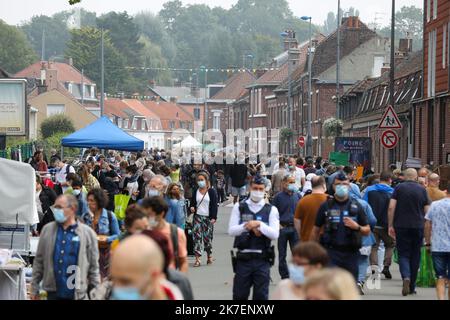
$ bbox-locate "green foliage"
[0,20,38,73]
[323,118,343,138]
[40,114,75,139]
[65,27,128,93]
[280,127,294,143]
[378,6,423,50]
[40,131,79,158]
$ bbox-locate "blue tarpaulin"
[61,116,144,151]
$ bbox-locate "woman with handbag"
[189,172,218,267]
[83,188,120,279]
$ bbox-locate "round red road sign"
[381,130,398,149]
[298,136,305,148]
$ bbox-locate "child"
[216,170,226,204]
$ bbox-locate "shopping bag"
[416,247,436,288]
[114,194,130,220]
[393,247,398,264]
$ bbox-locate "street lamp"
[200,65,208,130]
[301,15,313,158]
[280,30,295,154]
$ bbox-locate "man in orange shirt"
[426,173,446,202]
[140,196,188,273]
[294,176,328,241]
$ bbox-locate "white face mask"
[250,190,265,202]
[72,189,81,196]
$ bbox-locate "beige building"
[29,89,97,136]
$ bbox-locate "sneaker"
[402,279,410,296]
[382,267,392,279]
[357,282,365,295]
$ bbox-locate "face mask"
[288,264,305,285]
[288,165,295,170]
[250,190,265,202]
[148,217,159,229]
[335,185,349,198]
[53,208,67,224]
[111,287,143,300]
[148,189,160,198]
[287,184,299,193]
[197,180,206,189]
[72,189,81,196]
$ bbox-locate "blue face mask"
[53,208,67,224]
[288,264,305,285]
[335,185,349,198]
[287,184,299,193]
[197,180,206,189]
[111,287,143,300]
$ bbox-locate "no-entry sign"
[381,130,398,149]
[298,136,305,148]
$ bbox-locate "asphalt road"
[187,201,437,300]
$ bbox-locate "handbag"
[114,194,131,220]
[416,247,436,288]
[187,189,208,225]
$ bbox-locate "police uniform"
[228,198,280,300]
[315,197,368,280]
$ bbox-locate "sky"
[0,0,423,27]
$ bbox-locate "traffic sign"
[379,105,402,129]
[381,130,398,149]
[298,136,305,148]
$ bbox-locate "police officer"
[228,175,280,300]
[311,172,370,280]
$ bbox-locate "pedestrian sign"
[379,105,402,129]
[381,130,398,149]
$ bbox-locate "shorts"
[231,186,247,197]
[432,252,450,279]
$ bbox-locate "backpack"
[170,223,180,270]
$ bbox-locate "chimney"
[170,97,178,103]
[343,16,360,28]
[399,38,413,54]
[46,69,58,91]
[283,29,298,51]
[381,62,390,75]
[68,57,73,66]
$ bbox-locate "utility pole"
[287,32,293,155]
[100,29,105,117]
[336,0,341,119]
[303,17,313,158]
[204,68,208,131]
[389,0,395,107]
[81,68,84,106]
[41,28,45,61]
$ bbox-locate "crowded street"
[1,0,449,309]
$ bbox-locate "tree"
[97,12,143,66]
[0,20,37,73]
[159,0,183,32]
[21,15,70,60]
[137,35,172,86]
[40,114,75,139]
[65,27,128,93]
[378,6,423,50]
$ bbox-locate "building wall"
[423,0,450,96]
[29,89,97,136]
[319,37,391,82]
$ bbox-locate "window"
[428,29,437,97]
[47,104,65,117]
[433,0,438,20]
[427,0,431,22]
[258,89,262,114]
[124,119,129,129]
[443,25,447,69]
[179,121,184,129]
[132,119,138,130]
[68,83,73,94]
[169,121,175,129]
[90,86,95,98]
[118,118,123,128]
[213,113,220,130]
[372,56,384,77]
[141,119,146,131]
[194,108,200,120]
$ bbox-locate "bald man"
[426,173,446,202]
[388,168,431,296]
[110,235,182,300]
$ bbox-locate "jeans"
[370,227,395,268]
[277,226,299,279]
[395,227,424,291]
[358,253,370,283]
[431,252,450,279]
[217,188,226,203]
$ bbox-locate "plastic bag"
[416,247,436,288]
[114,194,130,221]
[393,247,398,264]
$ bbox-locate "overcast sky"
[1,0,423,27]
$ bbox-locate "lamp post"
[301,16,313,158]
[280,31,295,154]
[200,65,208,130]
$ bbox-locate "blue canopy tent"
[61,116,144,151]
